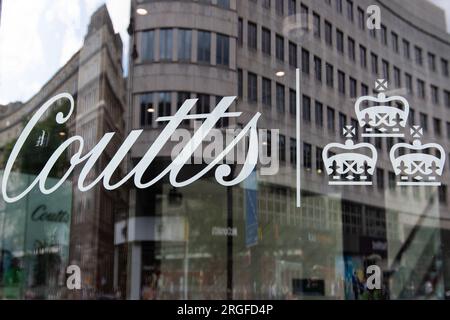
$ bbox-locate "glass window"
[217,0,230,8]
[428,52,436,71]
[346,0,353,22]
[262,77,272,107]
[238,18,243,46]
[338,70,346,95]
[288,0,297,15]
[403,39,410,59]
[262,28,271,55]
[216,34,230,66]
[279,134,286,161]
[326,63,334,87]
[289,89,296,115]
[178,29,192,61]
[238,69,243,97]
[314,56,322,82]
[315,101,323,127]
[276,83,285,112]
[290,138,297,165]
[197,31,211,63]
[415,46,423,65]
[349,77,357,98]
[381,24,387,46]
[248,72,258,103]
[327,106,335,132]
[289,42,297,67]
[276,34,284,61]
[302,95,311,123]
[275,0,284,15]
[197,94,210,114]
[325,21,333,46]
[336,29,344,54]
[391,32,398,53]
[248,22,257,50]
[303,142,312,169]
[158,92,172,120]
[359,45,367,68]
[140,93,154,126]
[142,30,155,62]
[442,58,449,77]
[159,29,173,61]
[348,37,355,61]
[357,7,365,30]
[302,48,310,74]
[313,12,321,38]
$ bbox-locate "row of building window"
[238,69,450,141]
[139,92,230,127]
[239,17,450,107]
[140,28,230,66]
[249,0,450,77]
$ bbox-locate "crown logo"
[389,126,446,186]
[323,126,378,185]
[355,79,409,138]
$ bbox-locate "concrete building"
[0,5,127,299]
[121,0,450,300]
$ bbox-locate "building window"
[325,21,332,46]
[431,85,439,105]
[238,18,243,46]
[415,46,423,65]
[158,92,172,120]
[391,32,398,53]
[276,34,284,61]
[289,89,296,115]
[348,37,355,61]
[403,39,410,59]
[276,83,285,113]
[262,0,271,9]
[361,83,369,96]
[405,73,413,94]
[289,42,297,67]
[339,112,346,133]
[313,12,321,38]
[290,138,297,166]
[380,25,387,46]
[382,60,390,80]
[262,28,271,55]
[434,118,442,136]
[417,79,425,99]
[444,90,450,108]
[159,29,173,61]
[178,29,192,61]
[359,45,367,69]
[197,31,211,63]
[288,0,297,15]
[276,0,284,15]
[300,4,309,29]
[338,70,346,95]
[393,67,401,88]
[262,77,272,107]
[349,77,357,98]
[303,95,311,123]
[336,0,343,14]
[316,147,324,173]
[346,0,353,22]
[248,22,257,50]
[428,53,436,72]
[238,69,243,97]
[327,106,335,132]
[248,72,258,103]
[303,143,312,170]
[447,122,450,139]
[326,63,334,87]
[197,94,210,114]
[216,34,230,66]
[217,0,230,8]
[140,93,154,127]
[336,29,344,54]
[178,92,191,126]
[376,168,385,190]
[314,56,322,82]
[388,172,396,190]
[142,30,155,62]
[371,53,378,74]
[420,112,428,132]
[357,7,365,30]
[409,108,415,127]
[315,101,323,127]
[279,134,286,162]
[442,58,449,77]
[302,48,310,74]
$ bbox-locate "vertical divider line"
[296,68,301,208]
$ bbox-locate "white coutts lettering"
[1,94,262,203]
